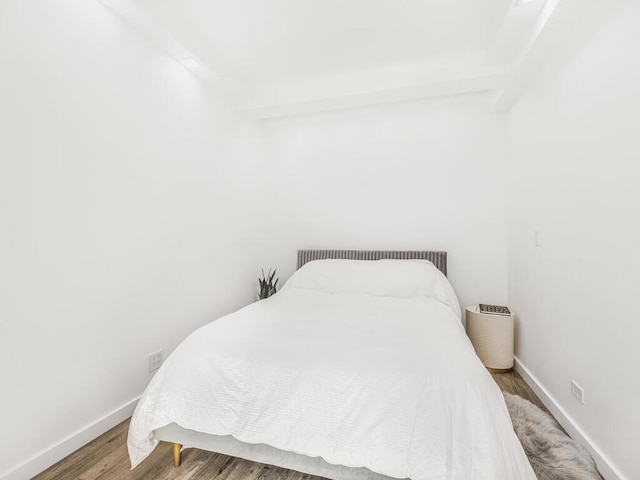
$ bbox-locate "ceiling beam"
[240,66,510,119]
[491,0,630,112]
[96,0,232,89]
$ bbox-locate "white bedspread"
[128,289,536,480]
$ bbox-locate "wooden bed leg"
[172,443,182,467]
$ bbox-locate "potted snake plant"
[258,269,279,299]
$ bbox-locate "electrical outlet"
[148,350,163,372]
[571,380,584,404]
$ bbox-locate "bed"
[128,250,536,480]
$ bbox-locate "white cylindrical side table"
[466,305,514,372]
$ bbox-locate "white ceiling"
[134,0,493,82]
[100,0,568,117]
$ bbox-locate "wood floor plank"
[218,457,264,480]
[77,447,127,480]
[32,370,543,480]
[491,370,548,412]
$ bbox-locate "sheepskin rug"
[504,393,601,480]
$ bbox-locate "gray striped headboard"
[296,250,447,276]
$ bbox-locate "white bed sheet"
[128,288,536,480]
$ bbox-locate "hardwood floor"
[34,370,544,480]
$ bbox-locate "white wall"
[508,2,640,479]
[0,1,265,478]
[260,94,510,311]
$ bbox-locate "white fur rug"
[504,393,601,480]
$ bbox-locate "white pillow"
[282,259,461,318]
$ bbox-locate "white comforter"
[128,289,535,480]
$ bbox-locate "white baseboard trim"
[0,396,140,480]
[513,357,626,480]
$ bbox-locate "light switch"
[533,230,541,247]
